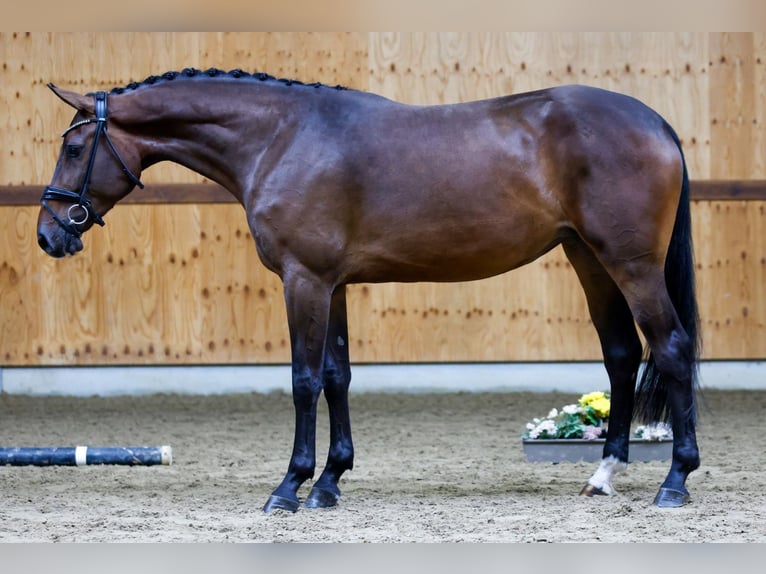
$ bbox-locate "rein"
[40,91,144,238]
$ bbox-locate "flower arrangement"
[523,391,673,441]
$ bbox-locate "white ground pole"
[0,361,763,396]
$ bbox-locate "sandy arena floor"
[0,388,763,542]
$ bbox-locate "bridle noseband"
[40,91,144,238]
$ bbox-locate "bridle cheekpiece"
[40,91,144,237]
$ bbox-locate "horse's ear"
[47,83,94,114]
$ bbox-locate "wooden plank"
[693,201,766,359]
[709,33,759,179]
[754,33,766,179]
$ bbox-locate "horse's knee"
[322,364,351,396]
[292,369,323,405]
[323,365,348,384]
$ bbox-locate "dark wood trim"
[689,180,766,201]
[123,184,239,204]
[2,180,766,206]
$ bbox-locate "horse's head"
[37,84,144,257]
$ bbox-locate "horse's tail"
[633,122,701,424]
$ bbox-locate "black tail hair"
[633,122,701,424]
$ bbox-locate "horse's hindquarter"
[540,86,684,267]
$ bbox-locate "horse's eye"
[65,144,82,159]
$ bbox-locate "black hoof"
[580,483,608,497]
[653,487,690,507]
[304,486,340,508]
[263,494,300,513]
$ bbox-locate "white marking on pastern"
[587,455,627,495]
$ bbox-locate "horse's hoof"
[580,483,608,497]
[304,486,340,509]
[653,487,690,507]
[263,494,300,513]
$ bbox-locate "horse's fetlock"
[329,445,354,471]
[289,456,316,481]
[675,445,700,472]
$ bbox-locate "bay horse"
[37,68,700,511]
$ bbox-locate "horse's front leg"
[305,285,354,509]
[263,271,333,513]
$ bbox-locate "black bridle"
[40,91,144,238]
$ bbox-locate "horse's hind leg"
[305,285,354,509]
[263,270,334,513]
[595,255,699,506]
[615,266,699,506]
[563,238,643,495]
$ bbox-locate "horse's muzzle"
[37,228,83,258]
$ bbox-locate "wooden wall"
[1,32,764,366]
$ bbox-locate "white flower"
[562,404,580,415]
[582,425,603,440]
[547,408,559,419]
[635,422,673,441]
[528,419,558,439]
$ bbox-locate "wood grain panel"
[709,33,758,179]
[0,206,40,363]
[1,33,765,366]
[753,33,766,179]
[693,201,766,359]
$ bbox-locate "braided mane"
[103,67,348,95]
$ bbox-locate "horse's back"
[335,84,678,202]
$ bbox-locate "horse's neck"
[119,83,296,199]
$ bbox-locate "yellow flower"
[588,397,611,419]
[578,391,606,407]
[578,391,610,419]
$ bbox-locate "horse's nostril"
[37,232,66,258]
[38,233,52,253]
